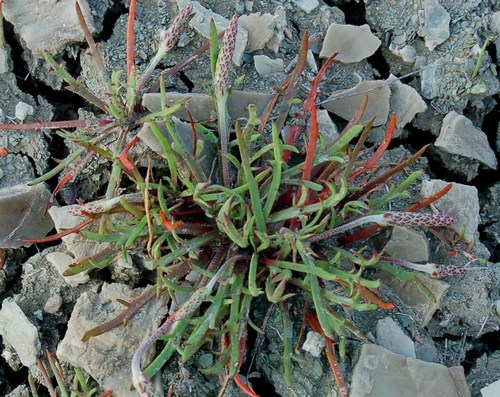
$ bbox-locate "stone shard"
[376,317,416,359]
[254,55,284,77]
[436,111,497,172]
[420,179,479,243]
[322,80,390,126]
[387,75,427,130]
[350,344,470,397]
[142,91,272,122]
[381,273,449,327]
[293,0,319,14]
[57,283,169,397]
[385,226,429,263]
[320,23,381,63]
[0,183,54,248]
[176,0,248,66]
[423,0,451,50]
[238,13,276,52]
[302,331,326,357]
[48,206,108,259]
[2,0,95,57]
[0,298,41,367]
[482,379,500,397]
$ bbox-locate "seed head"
[431,264,466,278]
[159,4,194,55]
[382,211,455,228]
[214,15,238,97]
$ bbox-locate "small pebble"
[44,294,63,314]
[14,102,34,122]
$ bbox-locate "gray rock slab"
[238,13,276,52]
[0,154,36,189]
[0,298,41,367]
[46,251,90,286]
[387,74,427,130]
[320,23,381,63]
[254,55,284,77]
[420,179,479,243]
[482,379,500,397]
[293,0,319,14]
[385,226,429,263]
[48,205,108,259]
[2,0,95,57]
[436,111,497,171]
[0,45,12,74]
[350,344,470,397]
[0,183,54,248]
[492,12,500,60]
[380,273,449,327]
[176,0,248,66]
[322,80,390,126]
[376,317,416,358]
[57,283,169,397]
[423,0,451,50]
[142,91,272,122]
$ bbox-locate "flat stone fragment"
[0,298,41,367]
[48,206,108,259]
[320,23,381,63]
[350,344,470,397]
[176,0,248,66]
[420,179,479,243]
[387,75,427,130]
[482,379,500,397]
[376,317,416,358]
[0,183,54,248]
[46,251,90,286]
[293,0,319,14]
[2,0,95,57]
[322,80,390,126]
[436,112,497,170]
[238,13,276,52]
[385,226,429,263]
[254,55,284,77]
[491,12,500,60]
[302,331,326,357]
[380,273,449,327]
[423,0,451,50]
[142,91,272,121]
[57,283,169,397]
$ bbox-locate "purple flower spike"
[159,4,194,55]
[215,15,238,97]
[382,211,456,228]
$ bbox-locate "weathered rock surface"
[322,80,390,126]
[0,298,41,367]
[423,0,451,50]
[385,226,429,263]
[293,0,319,14]
[254,55,284,77]
[482,379,500,397]
[142,91,272,122]
[435,112,497,180]
[320,23,381,63]
[420,179,479,243]
[350,344,470,397]
[0,183,54,248]
[57,283,169,397]
[2,0,95,57]
[238,13,276,52]
[376,317,416,359]
[176,0,248,66]
[387,75,427,130]
[381,273,449,327]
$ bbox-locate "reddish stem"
[20,219,93,243]
[349,112,396,179]
[126,0,137,79]
[0,119,86,131]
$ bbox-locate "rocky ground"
[0,0,499,396]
